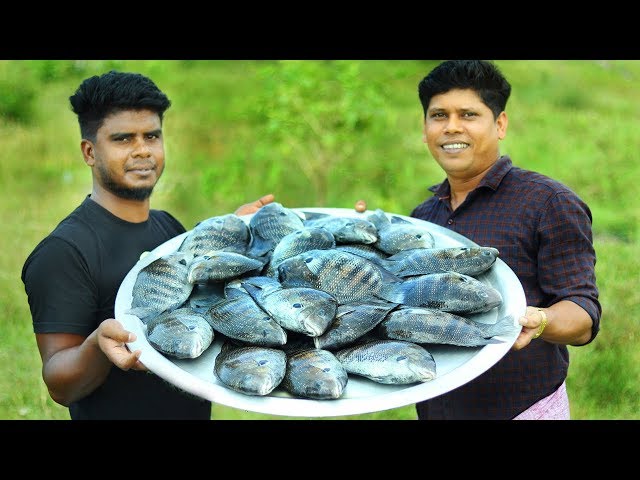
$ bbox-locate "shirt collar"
[428,155,514,197]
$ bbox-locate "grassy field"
[1,60,638,420]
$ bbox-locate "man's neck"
[89,189,150,223]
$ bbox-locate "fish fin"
[376,282,405,304]
[366,209,390,229]
[301,211,330,221]
[241,282,264,304]
[389,215,413,225]
[376,264,404,284]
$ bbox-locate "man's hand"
[235,194,276,216]
[512,306,547,351]
[96,318,146,371]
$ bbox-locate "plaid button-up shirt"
[411,155,601,420]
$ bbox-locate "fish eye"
[322,367,331,372]
[188,325,196,331]
[304,257,313,263]
[396,355,407,362]
[258,360,268,366]
[293,303,303,308]
[415,234,422,239]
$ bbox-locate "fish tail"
[483,314,518,339]
[125,306,161,324]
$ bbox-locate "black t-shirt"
[22,195,212,420]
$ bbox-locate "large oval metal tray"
[115,207,525,417]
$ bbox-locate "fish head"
[277,255,317,287]
[333,219,378,244]
[451,272,503,312]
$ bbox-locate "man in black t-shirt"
[21,70,274,420]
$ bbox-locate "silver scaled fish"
[335,339,437,385]
[377,271,503,314]
[146,307,214,359]
[178,213,251,257]
[277,249,401,304]
[378,307,516,347]
[205,291,288,347]
[187,251,265,283]
[367,209,435,255]
[127,251,195,323]
[314,300,399,350]
[303,212,378,245]
[281,347,349,400]
[214,341,287,396]
[380,246,500,277]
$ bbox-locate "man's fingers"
[355,200,367,212]
[258,193,275,206]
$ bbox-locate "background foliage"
[2,60,638,420]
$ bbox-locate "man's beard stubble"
[107,182,155,201]
[97,162,160,201]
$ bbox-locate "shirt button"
[447,219,454,225]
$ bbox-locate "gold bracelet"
[533,308,548,339]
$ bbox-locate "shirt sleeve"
[537,190,601,343]
[23,236,99,336]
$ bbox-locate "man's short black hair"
[418,60,511,119]
[69,70,171,141]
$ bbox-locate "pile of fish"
[127,203,514,400]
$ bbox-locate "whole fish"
[214,341,287,396]
[178,213,251,257]
[377,272,503,314]
[379,307,516,347]
[314,300,399,350]
[367,209,435,254]
[146,307,214,359]
[303,212,378,245]
[205,292,288,347]
[264,226,336,278]
[380,246,500,277]
[247,202,306,259]
[335,339,437,385]
[242,281,338,337]
[127,251,195,323]
[277,249,401,304]
[281,347,349,400]
[187,251,265,284]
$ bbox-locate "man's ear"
[497,111,508,140]
[81,139,95,166]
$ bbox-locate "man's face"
[85,109,165,201]
[423,88,507,181]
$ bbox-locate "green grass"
[2,60,638,420]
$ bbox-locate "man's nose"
[444,115,463,133]
[132,137,151,156]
